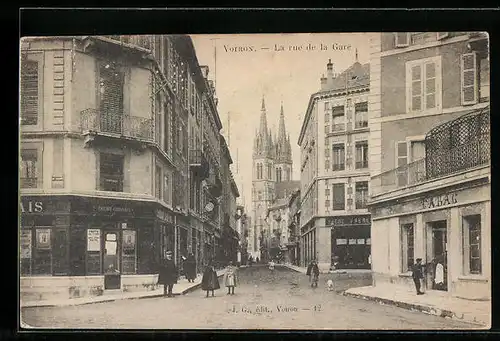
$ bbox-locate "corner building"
[298,57,371,272]
[368,32,490,300]
[19,35,235,302]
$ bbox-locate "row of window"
[255,163,291,182]
[324,101,368,133]
[400,214,482,276]
[325,141,369,171]
[325,181,369,211]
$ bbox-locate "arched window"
[267,164,272,179]
[276,168,282,183]
[286,169,291,181]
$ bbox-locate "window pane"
[398,142,407,157]
[100,153,124,192]
[412,65,421,80]
[412,96,422,111]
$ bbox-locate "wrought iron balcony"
[331,123,346,132]
[100,35,152,50]
[355,160,369,169]
[80,109,154,142]
[371,107,490,197]
[20,177,40,189]
[189,149,203,167]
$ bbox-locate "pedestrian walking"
[269,260,275,271]
[157,250,178,298]
[184,253,197,283]
[412,258,425,295]
[224,260,239,295]
[310,260,320,288]
[201,260,220,298]
[434,255,445,290]
[306,260,313,282]
[256,257,260,264]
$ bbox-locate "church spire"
[259,95,269,136]
[277,101,286,144]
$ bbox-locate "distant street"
[22,266,478,330]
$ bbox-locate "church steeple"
[253,96,273,157]
[275,101,291,163]
[277,101,286,144]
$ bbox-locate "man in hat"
[158,251,178,297]
[412,258,425,295]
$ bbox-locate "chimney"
[200,65,209,79]
[327,59,334,79]
[320,73,328,90]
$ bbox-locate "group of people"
[157,250,239,298]
[412,256,446,295]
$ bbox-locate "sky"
[190,33,371,212]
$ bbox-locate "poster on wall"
[123,230,136,249]
[36,229,51,249]
[20,230,32,259]
[87,229,101,252]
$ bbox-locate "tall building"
[368,32,490,300]
[298,55,371,272]
[19,35,239,303]
[251,98,293,260]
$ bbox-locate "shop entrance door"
[103,231,120,273]
[429,221,448,291]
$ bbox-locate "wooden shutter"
[396,141,408,186]
[21,59,39,125]
[437,32,449,40]
[408,64,422,112]
[424,62,437,109]
[461,53,478,105]
[395,33,410,47]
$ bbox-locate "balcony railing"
[331,123,345,132]
[80,109,154,142]
[355,160,369,169]
[371,108,490,197]
[189,149,203,166]
[332,163,345,171]
[355,120,368,129]
[20,177,40,189]
[101,35,152,50]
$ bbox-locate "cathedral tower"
[252,97,275,257]
[251,97,294,259]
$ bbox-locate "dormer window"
[395,33,410,48]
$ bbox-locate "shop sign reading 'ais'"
[326,215,371,227]
[19,201,43,213]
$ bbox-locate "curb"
[342,291,487,327]
[21,273,225,309]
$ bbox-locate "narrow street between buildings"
[22,266,479,330]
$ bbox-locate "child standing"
[224,261,239,295]
[310,260,320,288]
[201,260,220,297]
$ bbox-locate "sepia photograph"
[19,31,490,330]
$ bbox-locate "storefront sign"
[326,215,371,227]
[19,200,43,213]
[123,230,136,248]
[20,230,32,259]
[87,229,101,252]
[421,193,458,210]
[97,205,132,214]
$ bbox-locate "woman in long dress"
[224,261,239,295]
[201,260,220,297]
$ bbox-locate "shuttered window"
[396,141,408,186]
[461,52,478,105]
[21,59,39,125]
[406,57,441,113]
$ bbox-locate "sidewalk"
[282,263,372,275]
[21,269,226,309]
[343,284,490,328]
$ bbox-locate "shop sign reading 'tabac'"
[326,215,371,227]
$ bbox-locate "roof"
[322,62,370,92]
[299,62,370,145]
[275,181,301,200]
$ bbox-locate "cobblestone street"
[21,266,479,330]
